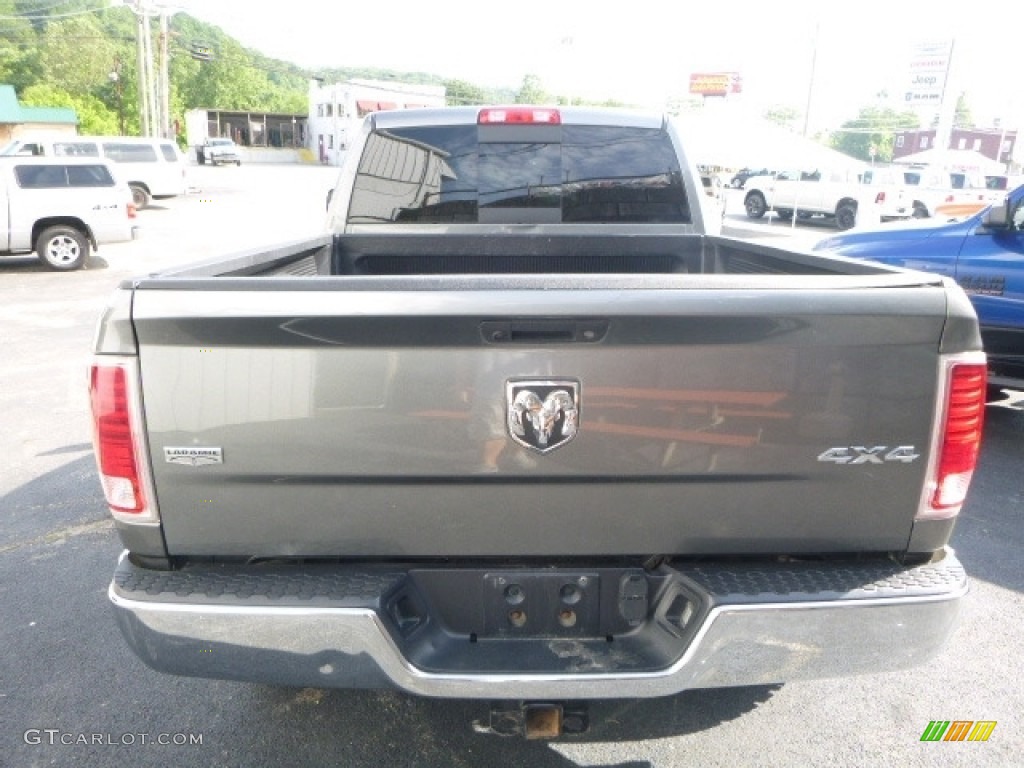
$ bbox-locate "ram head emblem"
[506,380,580,453]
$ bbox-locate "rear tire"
[912,202,929,218]
[836,203,857,230]
[744,191,767,219]
[36,225,88,271]
[130,184,152,209]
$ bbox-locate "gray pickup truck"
[91,107,986,738]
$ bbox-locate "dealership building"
[306,78,446,166]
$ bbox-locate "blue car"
[815,185,1024,391]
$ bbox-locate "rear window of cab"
[348,124,691,224]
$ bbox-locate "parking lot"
[1,163,1021,767]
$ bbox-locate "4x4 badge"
[506,379,580,453]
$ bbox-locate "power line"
[0,2,109,20]
[0,0,78,14]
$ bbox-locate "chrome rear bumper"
[109,549,966,699]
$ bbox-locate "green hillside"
[0,0,514,139]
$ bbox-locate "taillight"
[89,360,156,522]
[919,356,987,518]
[478,107,561,125]
[875,191,886,204]
[127,202,137,219]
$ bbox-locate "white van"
[0,135,187,209]
[898,167,988,217]
[0,157,140,270]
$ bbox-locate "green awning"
[0,84,77,126]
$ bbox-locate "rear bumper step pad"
[110,549,967,699]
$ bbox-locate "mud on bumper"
[109,549,967,699]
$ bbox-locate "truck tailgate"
[132,276,948,558]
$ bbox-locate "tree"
[38,15,118,97]
[0,0,43,90]
[764,105,802,131]
[829,106,920,163]
[515,75,549,105]
[664,95,703,116]
[926,92,974,130]
[954,93,973,129]
[444,79,488,106]
[20,83,119,135]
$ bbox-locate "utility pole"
[130,0,173,138]
[135,3,152,136]
[158,9,171,138]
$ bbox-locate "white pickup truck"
[743,167,911,230]
[94,107,986,739]
[196,137,241,166]
[1,157,139,270]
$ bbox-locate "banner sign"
[904,40,952,105]
[689,72,742,96]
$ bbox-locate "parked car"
[0,157,139,270]
[815,184,1024,390]
[0,134,187,209]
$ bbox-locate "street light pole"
[109,59,125,135]
[802,22,819,137]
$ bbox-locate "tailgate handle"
[481,319,608,344]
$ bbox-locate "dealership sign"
[904,40,952,105]
[689,72,742,96]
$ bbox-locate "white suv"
[1,135,187,209]
[899,168,988,217]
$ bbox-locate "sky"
[169,0,1024,133]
